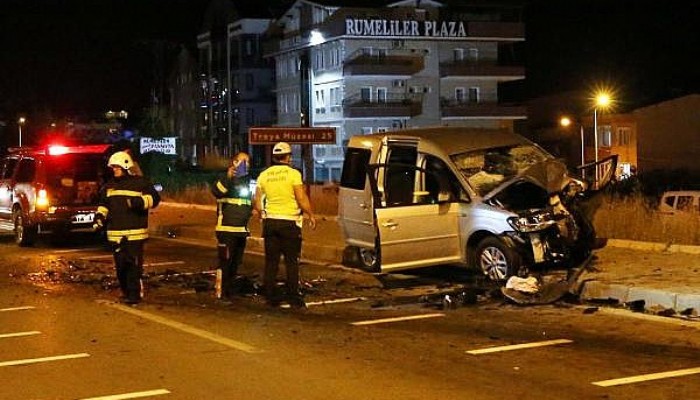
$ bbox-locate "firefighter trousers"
[112,239,145,303]
[216,233,248,297]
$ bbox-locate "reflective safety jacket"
[97,175,161,244]
[211,174,252,236]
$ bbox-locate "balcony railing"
[440,99,526,118]
[440,61,524,78]
[343,93,423,118]
[344,48,425,76]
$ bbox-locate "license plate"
[72,213,95,224]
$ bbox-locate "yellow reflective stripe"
[141,195,153,209]
[97,206,109,217]
[216,181,228,194]
[216,198,251,206]
[215,226,248,233]
[106,228,149,242]
[107,189,143,197]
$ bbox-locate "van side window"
[340,148,371,190]
[664,195,676,208]
[677,196,694,212]
[384,146,417,207]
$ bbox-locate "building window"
[455,87,465,103]
[377,87,387,103]
[453,48,464,62]
[362,127,373,135]
[467,48,479,61]
[468,87,479,103]
[361,87,372,102]
[599,125,612,147]
[245,74,254,90]
[616,126,631,146]
[245,40,253,56]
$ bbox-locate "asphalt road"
[1,233,700,399]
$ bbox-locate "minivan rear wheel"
[475,237,521,282]
[14,210,37,247]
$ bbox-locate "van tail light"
[36,189,50,209]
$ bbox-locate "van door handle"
[381,220,398,228]
[359,202,368,210]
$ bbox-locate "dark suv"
[0,144,111,246]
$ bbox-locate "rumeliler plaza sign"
[345,18,467,38]
[249,127,336,144]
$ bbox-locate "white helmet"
[108,151,134,170]
[272,142,292,155]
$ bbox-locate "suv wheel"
[475,237,521,282]
[13,210,37,247]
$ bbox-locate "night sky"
[1,0,698,123]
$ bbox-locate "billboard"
[140,137,177,155]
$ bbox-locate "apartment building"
[266,0,526,181]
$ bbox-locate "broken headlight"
[507,213,557,233]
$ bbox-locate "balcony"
[440,99,526,118]
[344,49,425,76]
[343,93,423,118]
[440,61,524,78]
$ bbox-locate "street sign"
[248,127,336,144]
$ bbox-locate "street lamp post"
[560,116,586,179]
[18,117,26,147]
[593,92,611,165]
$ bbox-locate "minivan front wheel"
[475,237,521,282]
[358,247,380,272]
[13,210,37,247]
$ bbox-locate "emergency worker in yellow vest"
[254,142,316,308]
[211,152,253,299]
[94,151,160,305]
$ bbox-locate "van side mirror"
[437,191,452,203]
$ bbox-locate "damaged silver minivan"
[338,127,614,282]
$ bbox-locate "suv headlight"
[507,213,556,233]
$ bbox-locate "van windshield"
[451,144,551,196]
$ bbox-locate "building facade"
[266,0,526,181]
[195,0,274,165]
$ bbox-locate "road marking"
[0,306,35,312]
[281,297,366,309]
[351,313,445,326]
[466,339,573,355]
[143,261,186,268]
[79,388,171,400]
[98,300,261,353]
[0,331,41,339]
[0,353,90,367]
[51,247,104,254]
[592,366,700,387]
[79,254,114,260]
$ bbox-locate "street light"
[559,116,586,178]
[18,117,26,147]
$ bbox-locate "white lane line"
[79,388,171,400]
[466,339,573,355]
[50,248,104,254]
[351,313,445,326]
[281,297,366,309]
[0,331,41,339]
[593,366,700,387]
[143,261,186,268]
[98,300,261,353]
[0,306,35,312]
[593,368,700,387]
[79,255,114,260]
[0,353,90,367]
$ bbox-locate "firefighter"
[94,151,160,305]
[211,152,253,299]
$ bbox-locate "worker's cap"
[272,142,292,155]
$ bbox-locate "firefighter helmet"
[108,151,134,170]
